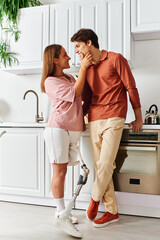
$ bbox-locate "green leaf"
[0,39,19,68]
[3,24,21,42]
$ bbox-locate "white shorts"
[43,128,82,166]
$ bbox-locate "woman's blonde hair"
[41,44,62,92]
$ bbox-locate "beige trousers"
[89,117,125,214]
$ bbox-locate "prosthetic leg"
[61,156,90,219]
[71,162,90,203]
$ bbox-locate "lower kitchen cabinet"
[1,126,160,218]
[74,133,95,205]
[0,127,44,197]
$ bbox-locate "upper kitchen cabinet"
[131,0,160,40]
[49,3,77,71]
[3,5,49,74]
[101,0,131,63]
[2,0,132,74]
[76,0,101,33]
[75,0,131,64]
[75,0,101,65]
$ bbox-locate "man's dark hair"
[71,28,99,49]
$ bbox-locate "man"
[71,29,143,228]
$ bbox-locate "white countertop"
[124,124,160,130]
[0,122,160,130]
[0,122,46,128]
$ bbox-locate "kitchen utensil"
[144,104,160,124]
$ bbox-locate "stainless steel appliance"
[144,104,160,124]
[113,128,160,194]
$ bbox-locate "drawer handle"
[0,131,7,138]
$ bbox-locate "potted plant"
[0,0,42,68]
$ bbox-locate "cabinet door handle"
[0,130,7,138]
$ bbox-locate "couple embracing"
[41,28,143,238]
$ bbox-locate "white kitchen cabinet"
[75,0,102,65]
[76,0,101,35]
[50,0,101,67]
[75,0,131,64]
[0,127,44,197]
[131,0,160,40]
[74,132,95,208]
[45,151,73,202]
[1,125,160,217]
[101,0,131,63]
[3,0,132,74]
[50,2,76,69]
[3,5,49,74]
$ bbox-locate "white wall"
[0,21,160,123]
[0,71,50,123]
[126,39,160,123]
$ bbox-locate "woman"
[41,44,92,238]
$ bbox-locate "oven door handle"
[119,146,157,151]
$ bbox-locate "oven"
[113,128,160,194]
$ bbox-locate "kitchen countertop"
[0,122,46,128]
[124,124,160,130]
[1,122,160,130]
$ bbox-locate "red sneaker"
[86,198,100,221]
[93,212,119,228]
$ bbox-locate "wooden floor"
[0,201,160,240]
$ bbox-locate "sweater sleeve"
[45,78,75,103]
[114,53,141,110]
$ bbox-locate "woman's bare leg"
[51,163,68,198]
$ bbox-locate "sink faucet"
[23,90,44,123]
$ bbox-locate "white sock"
[54,197,73,220]
[54,197,65,212]
[59,201,73,219]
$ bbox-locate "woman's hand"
[80,52,93,69]
[74,52,92,97]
